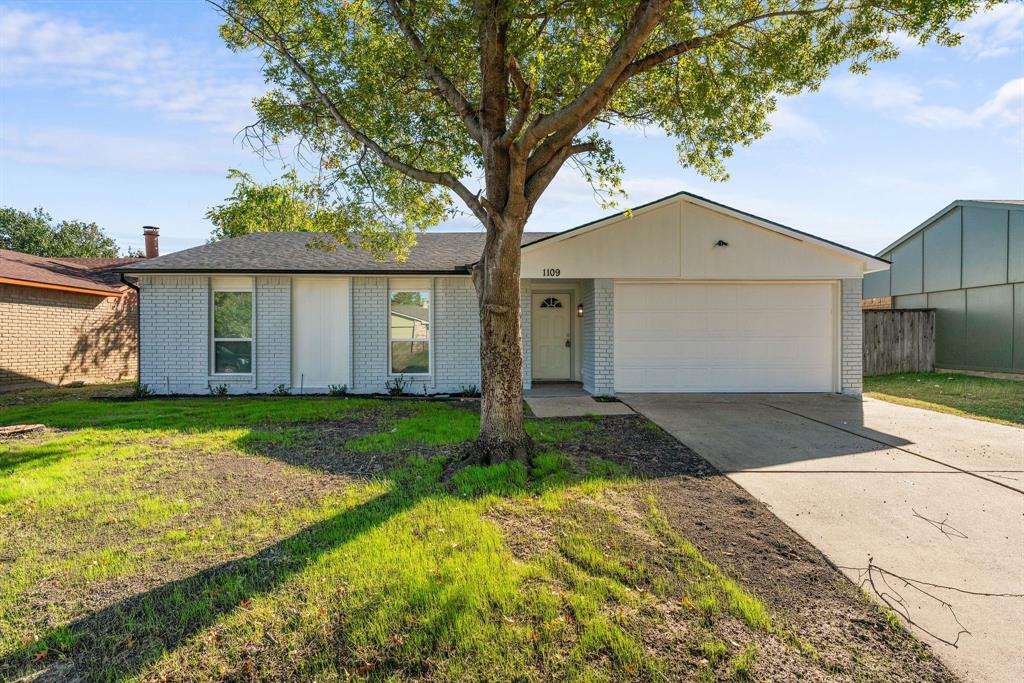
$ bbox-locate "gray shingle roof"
[119,231,555,274]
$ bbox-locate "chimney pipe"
[143,226,159,258]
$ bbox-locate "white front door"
[532,293,572,380]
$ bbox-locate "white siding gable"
[522,196,867,280]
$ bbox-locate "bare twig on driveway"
[838,557,1024,648]
[912,509,968,540]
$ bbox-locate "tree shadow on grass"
[1,463,434,680]
[0,417,630,682]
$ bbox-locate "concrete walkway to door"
[620,393,1024,683]
[525,383,634,417]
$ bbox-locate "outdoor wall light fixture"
[577,303,584,317]
[714,239,730,247]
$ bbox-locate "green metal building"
[863,200,1024,374]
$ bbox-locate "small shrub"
[131,382,152,399]
[328,384,348,396]
[272,384,290,396]
[457,384,480,398]
[386,375,409,396]
[209,383,229,397]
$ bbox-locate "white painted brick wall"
[139,274,292,395]
[255,277,290,392]
[520,280,532,390]
[433,277,481,393]
[583,279,615,395]
[139,274,210,394]
[581,280,595,393]
[841,278,863,396]
[351,277,389,393]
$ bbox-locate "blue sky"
[1,1,1021,256]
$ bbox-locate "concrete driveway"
[620,393,1024,683]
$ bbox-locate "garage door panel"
[618,339,709,365]
[617,311,707,337]
[614,282,835,392]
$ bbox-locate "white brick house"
[119,192,887,396]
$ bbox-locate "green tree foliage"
[0,207,124,258]
[206,168,424,259]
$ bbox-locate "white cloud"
[766,100,826,143]
[827,75,1023,130]
[0,8,264,133]
[0,125,233,173]
[974,78,1024,128]
[885,5,1024,61]
[955,4,1024,61]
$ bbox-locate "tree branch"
[519,0,671,151]
[623,5,847,78]
[208,0,489,226]
[524,141,596,208]
[500,54,533,145]
[522,2,850,181]
[385,0,483,143]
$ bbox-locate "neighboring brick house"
[119,192,885,397]
[0,229,158,390]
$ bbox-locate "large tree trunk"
[473,214,531,464]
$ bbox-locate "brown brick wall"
[862,296,893,310]
[0,284,138,389]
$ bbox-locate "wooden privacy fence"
[863,309,936,376]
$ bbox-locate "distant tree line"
[0,207,141,258]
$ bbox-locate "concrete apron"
[525,396,633,418]
[620,393,1024,683]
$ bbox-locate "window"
[211,279,253,374]
[389,281,431,375]
[540,296,563,308]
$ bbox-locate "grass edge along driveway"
[864,371,1024,427]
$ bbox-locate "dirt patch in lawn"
[241,413,397,477]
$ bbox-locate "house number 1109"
[542,268,561,277]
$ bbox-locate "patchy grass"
[0,381,135,406]
[730,643,759,681]
[865,372,1024,426]
[0,390,953,682]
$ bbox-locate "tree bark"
[473,213,531,464]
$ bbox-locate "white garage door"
[614,282,835,392]
[292,277,351,391]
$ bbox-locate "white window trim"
[210,277,255,377]
[387,278,433,377]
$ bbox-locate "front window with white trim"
[389,279,431,375]
[211,278,253,374]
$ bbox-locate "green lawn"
[0,392,791,682]
[0,390,950,681]
[864,372,1024,426]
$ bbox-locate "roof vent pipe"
[143,226,159,258]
